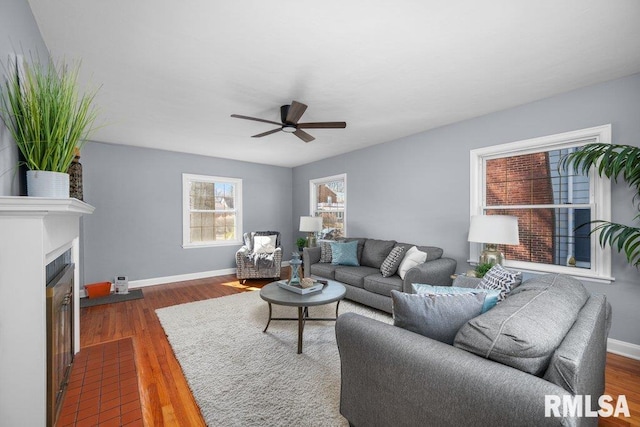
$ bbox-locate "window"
[310,174,346,240]
[182,174,242,247]
[470,125,612,282]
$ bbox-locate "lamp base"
[480,244,505,266]
[306,233,317,248]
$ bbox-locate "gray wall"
[81,142,292,284]
[293,73,640,345]
[0,0,49,196]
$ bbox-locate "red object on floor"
[85,282,112,298]
[57,338,143,427]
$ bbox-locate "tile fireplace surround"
[0,197,94,426]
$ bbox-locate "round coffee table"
[259,280,346,354]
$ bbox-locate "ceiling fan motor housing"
[280,105,292,125]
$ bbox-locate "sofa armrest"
[336,313,575,427]
[402,257,457,292]
[302,246,321,278]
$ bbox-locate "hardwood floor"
[77,275,640,426]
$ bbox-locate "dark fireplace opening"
[46,251,74,427]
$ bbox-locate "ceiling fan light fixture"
[281,125,297,133]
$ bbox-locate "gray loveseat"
[303,238,457,313]
[336,273,612,427]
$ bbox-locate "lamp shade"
[468,215,519,245]
[299,216,322,232]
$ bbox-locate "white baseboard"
[607,338,640,361]
[128,268,238,289]
[79,268,238,298]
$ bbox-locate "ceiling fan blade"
[285,101,308,124]
[231,114,282,126]
[252,128,282,138]
[297,122,347,129]
[293,129,315,143]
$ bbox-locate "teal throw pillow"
[330,240,360,266]
[412,284,501,313]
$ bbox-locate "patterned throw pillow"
[476,264,521,301]
[380,246,405,277]
[319,241,333,263]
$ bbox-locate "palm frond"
[560,143,640,196]
[587,220,640,267]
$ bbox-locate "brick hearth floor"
[57,338,143,427]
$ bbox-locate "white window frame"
[310,173,347,238]
[182,173,243,248]
[470,125,613,283]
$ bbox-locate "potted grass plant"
[0,55,99,198]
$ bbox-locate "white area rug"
[156,290,391,427]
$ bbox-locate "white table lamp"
[468,215,519,265]
[299,216,322,247]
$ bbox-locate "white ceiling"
[27,0,640,167]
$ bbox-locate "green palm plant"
[0,56,99,172]
[560,143,640,267]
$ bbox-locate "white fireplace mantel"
[0,196,94,426]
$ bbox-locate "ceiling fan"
[231,100,346,143]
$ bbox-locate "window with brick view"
[485,150,591,268]
[470,125,613,282]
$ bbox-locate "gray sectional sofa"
[336,273,612,427]
[303,238,457,313]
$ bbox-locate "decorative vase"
[68,149,83,200]
[26,170,70,198]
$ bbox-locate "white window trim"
[310,173,347,237]
[469,124,613,283]
[182,173,243,248]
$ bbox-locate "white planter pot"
[26,170,70,198]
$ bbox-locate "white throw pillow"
[253,235,277,254]
[397,246,427,279]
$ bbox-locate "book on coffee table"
[277,280,324,295]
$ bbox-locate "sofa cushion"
[309,263,341,279]
[331,241,360,266]
[361,239,396,269]
[397,246,427,279]
[395,243,443,261]
[364,274,403,297]
[380,246,405,277]
[391,290,485,345]
[335,266,380,288]
[454,273,590,376]
[476,264,521,301]
[412,284,501,313]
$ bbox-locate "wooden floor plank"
[79,274,640,426]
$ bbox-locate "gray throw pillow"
[380,246,405,277]
[391,290,485,345]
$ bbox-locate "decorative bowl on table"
[300,278,315,288]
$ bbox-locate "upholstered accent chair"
[235,231,282,284]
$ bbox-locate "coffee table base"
[263,301,341,354]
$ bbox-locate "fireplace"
[0,197,94,426]
[46,259,75,426]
